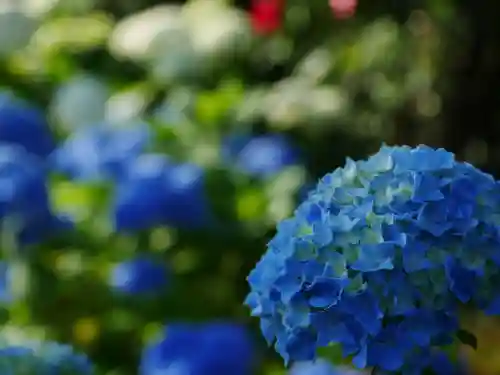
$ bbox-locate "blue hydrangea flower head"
[110,255,168,295]
[0,143,63,246]
[161,162,212,228]
[298,182,317,203]
[222,133,301,178]
[140,322,255,375]
[0,93,55,158]
[290,360,363,375]
[50,122,151,182]
[113,154,212,231]
[0,337,92,375]
[0,262,11,304]
[112,154,172,231]
[245,144,500,374]
[0,144,48,216]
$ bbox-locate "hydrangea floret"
[140,322,255,375]
[0,338,92,374]
[245,145,500,374]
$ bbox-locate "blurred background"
[0,0,499,374]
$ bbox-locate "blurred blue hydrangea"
[0,262,11,303]
[290,360,363,375]
[245,144,500,374]
[0,93,55,159]
[112,154,212,231]
[0,143,64,247]
[111,154,171,231]
[50,122,151,182]
[0,338,92,374]
[140,322,255,375]
[18,213,73,247]
[222,133,301,178]
[161,162,212,229]
[110,256,168,295]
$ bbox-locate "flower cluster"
[0,94,54,159]
[249,0,357,35]
[140,322,255,375]
[290,360,363,375]
[48,120,218,232]
[51,123,151,182]
[329,0,358,19]
[112,154,212,231]
[110,255,169,296]
[0,336,92,375]
[222,133,301,179]
[0,91,300,375]
[250,0,285,35]
[245,145,500,374]
[0,95,68,248]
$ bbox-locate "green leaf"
[317,343,344,365]
[34,13,114,52]
[194,79,244,129]
[204,168,238,224]
[456,328,478,350]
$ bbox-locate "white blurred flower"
[0,325,30,346]
[0,324,48,347]
[108,5,185,62]
[147,28,200,85]
[1,0,96,15]
[108,4,203,84]
[295,48,334,83]
[108,2,252,83]
[264,79,312,128]
[0,2,38,56]
[106,86,151,124]
[306,86,348,121]
[182,0,252,61]
[0,0,55,16]
[50,74,109,129]
[264,78,348,128]
[235,88,267,123]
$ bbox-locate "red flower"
[329,0,357,19]
[250,0,284,35]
